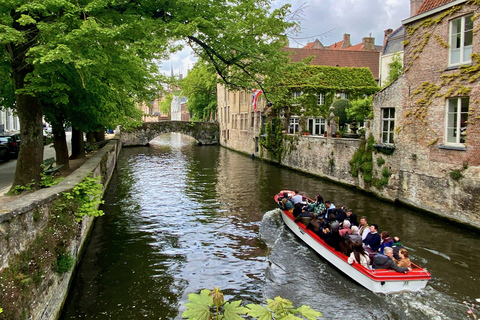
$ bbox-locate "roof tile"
[416,0,456,15]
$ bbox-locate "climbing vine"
[401,2,480,146]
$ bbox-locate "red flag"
[252,89,262,112]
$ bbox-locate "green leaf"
[181,289,213,320]
[295,305,322,319]
[17,14,37,26]
[267,296,294,313]
[223,300,249,320]
[246,304,272,320]
[277,314,304,320]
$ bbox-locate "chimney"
[342,34,352,49]
[410,0,424,17]
[362,37,375,51]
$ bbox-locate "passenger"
[339,220,351,237]
[372,247,412,273]
[348,226,362,243]
[292,202,304,218]
[308,194,325,214]
[379,231,393,253]
[294,206,313,225]
[330,226,342,252]
[363,224,381,252]
[328,212,339,229]
[277,192,290,203]
[322,200,336,219]
[346,209,358,226]
[319,226,332,244]
[306,213,322,235]
[280,198,294,213]
[348,241,371,268]
[357,216,371,240]
[392,236,405,260]
[339,233,354,257]
[395,248,412,268]
[335,207,347,222]
[290,190,303,205]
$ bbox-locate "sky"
[160,0,412,77]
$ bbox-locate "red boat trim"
[275,191,431,282]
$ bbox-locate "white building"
[0,108,20,133]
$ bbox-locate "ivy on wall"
[399,2,480,147]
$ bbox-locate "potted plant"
[303,130,311,136]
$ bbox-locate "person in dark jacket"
[392,236,405,260]
[373,247,412,273]
[363,224,381,251]
[346,209,358,226]
[335,208,347,223]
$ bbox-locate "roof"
[283,47,380,80]
[416,0,456,15]
[382,26,405,55]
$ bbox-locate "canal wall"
[220,130,480,229]
[0,139,121,320]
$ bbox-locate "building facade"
[0,109,20,133]
[371,0,480,226]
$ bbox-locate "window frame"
[316,93,325,105]
[448,14,473,67]
[307,117,326,135]
[289,116,300,134]
[381,108,395,144]
[445,97,469,146]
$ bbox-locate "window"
[446,97,469,145]
[292,91,303,99]
[381,108,395,144]
[449,14,473,66]
[240,113,248,130]
[232,113,238,129]
[251,112,255,127]
[307,118,326,135]
[316,93,325,105]
[289,117,300,134]
[339,92,349,100]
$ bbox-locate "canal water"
[61,133,480,319]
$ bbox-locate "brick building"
[372,0,480,224]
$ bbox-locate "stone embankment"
[0,139,121,320]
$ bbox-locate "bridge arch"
[120,121,219,146]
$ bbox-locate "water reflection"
[61,133,479,320]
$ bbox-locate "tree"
[383,52,403,87]
[348,96,373,123]
[0,0,295,189]
[332,99,352,129]
[180,61,217,121]
[159,94,174,116]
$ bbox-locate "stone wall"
[0,139,121,320]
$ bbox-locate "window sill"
[445,62,472,71]
[439,144,466,151]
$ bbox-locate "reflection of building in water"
[0,108,20,133]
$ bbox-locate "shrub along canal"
[61,133,480,320]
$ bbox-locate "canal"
[61,133,479,319]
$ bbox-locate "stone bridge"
[120,121,220,146]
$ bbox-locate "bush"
[376,157,385,167]
[56,253,74,274]
[450,170,462,180]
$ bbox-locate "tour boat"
[275,190,431,294]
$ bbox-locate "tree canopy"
[180,61,217,121]
[0,0,295,188]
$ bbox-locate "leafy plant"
[182,287,322,320]
[376,157,385,167]
[64,175,105,221]
[55,253,74,274]
[450,170,463,180]
[332,99,351,129]
[348,96,373,122]
[8,180,35,195]
[383,52,403,87]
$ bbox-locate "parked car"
[0,144,9,162]
[0,132,21,158]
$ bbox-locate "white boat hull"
[279,208,430,294]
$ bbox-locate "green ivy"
[64,175,105,221]
[350,135,375,184]
[450,170,462,180]
[56,253,75,274]
[376,157,385,167]
[182,287,322,320]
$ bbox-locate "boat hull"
[276,192,430,294]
